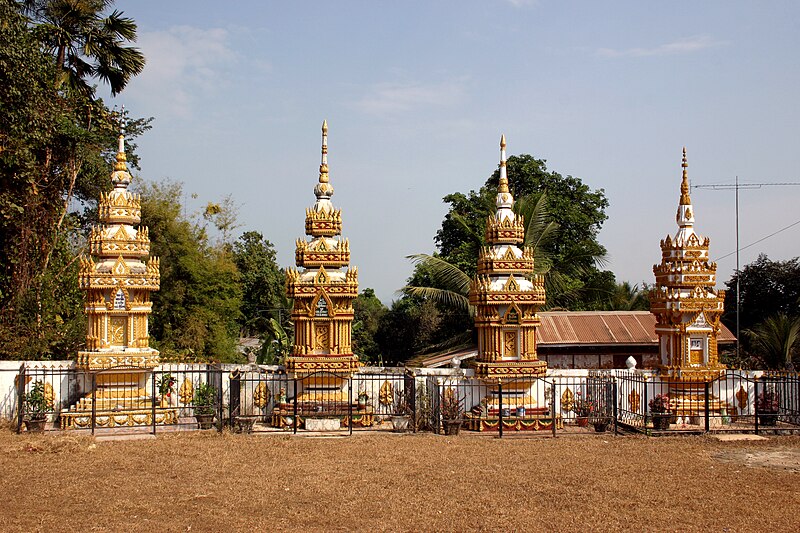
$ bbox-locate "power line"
[714,218,800,261]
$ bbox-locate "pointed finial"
[498,134,509,193]
[680,146,691,205]
[114,105,128,172]
[319,120,329,184]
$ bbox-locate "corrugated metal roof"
[416,311,736,367]
[538,311,735,345]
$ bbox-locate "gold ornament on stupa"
[469,135,547,378]
[77,131,160,370]
[285,121,359,375]
[650,148,726,382]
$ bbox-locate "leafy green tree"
[397,157,615,359]
[723,254,800,335]
[375,297,441,365]
[20,0,145,96]
[138,180,243,362]
[432,154,614,310]
[0,0,149,359]
[607,282,650,311]
[352,288,387,363]
[257,317,292,365]
[231,231,285,337]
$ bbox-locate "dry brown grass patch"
[1,431,798,532]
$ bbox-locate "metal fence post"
[217,370,224,433]
[292,376,298,434]
[613,380,619,436]
[91,372,97,436]
[15,364,26,434]
[411,373,417,434]
[643,378,649,431]
[152,372,157,435]
[704,381,710,433]
[754,379,760,435]
[498,379,504,439]
[348,376,353,436]
[551,381,557,438]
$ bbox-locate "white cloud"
[597,35,729,58]
[504,0,539,7]
[354,80,467,116]
[126,26,237,119]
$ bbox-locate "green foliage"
[139,180,243,363]
[0,0,150,359]
[723,255,800,335]
[231,231,286,336]
[193,381,217,415]
[20,0,146,96]
[722,255,800,368]
[434,154,614,309]
[606,282,650,311]
[744,313,800,370]
[352,288,387,363]
[23,380,52,420]
[257,317,291,365]
[375,298,445,365]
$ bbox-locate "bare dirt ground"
[2,430,799,532]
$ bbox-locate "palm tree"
[607,282,650,311]
[404,192,591,313]
[744,313,800,369]
[22,0,145,96]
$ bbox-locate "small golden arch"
[253,382,270,409]
[561,387,575,412]
[735,385,748,410]
[629,389,641,413]
[379,380,394,406]
[179,378,194,404]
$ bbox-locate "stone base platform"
[60,407,179,429]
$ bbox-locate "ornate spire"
[680,146,691,205]
[495,134,514,219]
[319,119,329,183]
[111,115,131,189]
[313,120,334,205]
[498,134,509,194]
[675,147,695,233]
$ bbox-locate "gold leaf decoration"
[379,380,394,406]
[735,385,748,410]
[629,389,641,414]
[179,378,194,404]
[253,382,270,409]
[561,387,574,412]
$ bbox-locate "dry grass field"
[2,429,799,532]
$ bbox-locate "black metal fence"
[9,365,800,437]
[615,371,800,434]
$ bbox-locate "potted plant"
[156,373,175,407]
[572,391,593,427]
[194,382,217,430]
[649,394,672,430]
[23,381,52,433]
[440,388,465,436]
[357,389,369,410]
[756,386,779,426]
[391,387,413,432]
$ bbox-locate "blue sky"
[114,1,800,304]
